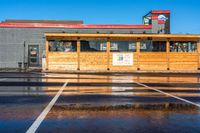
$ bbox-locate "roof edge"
[151,10,170,14]
[0,23,152,29]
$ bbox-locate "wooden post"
[45,39,49,70]
[197,40,200,70]
[107,38,110,71]
[136,39,140,70]
[166,39,170,70]
[77,39,80,70]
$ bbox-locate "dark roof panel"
[2,20,84,24]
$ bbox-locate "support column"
[136,39,140,70]
[107,38,110,71]
[45,39,49,70]
[197,40,200,70]
[166,39,170,70]
[77,39,80,70]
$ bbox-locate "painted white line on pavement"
[26,81,68,133]
[133,80,200,108]
[0,78,7,81]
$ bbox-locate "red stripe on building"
[0,23,152,29]
[151,10,170,14]
[152,15,158,20]
[158,20,166,24]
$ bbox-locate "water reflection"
[1,73,200,133]
[42,73,200,83]
[0,73,200,99]
[47,103,199,119]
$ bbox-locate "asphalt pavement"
[0,72,200,133]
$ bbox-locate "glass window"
[110,41,136,52]
[170,41,197,52]
[140,41,166,52]
[81,40,106,52]
[49,40,77,52]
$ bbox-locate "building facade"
[0,10,200,72]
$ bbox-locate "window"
[110,41,136,52]
[140,41,166,52]
[49,40,77,52]
[170,41,197,52]
[81,40,106,52]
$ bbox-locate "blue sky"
[0,0,199,34]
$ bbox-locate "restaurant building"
[0,10,200,72]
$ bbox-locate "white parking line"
[0,78,7,81]
[26,81,68,133]
[133,80,200,108]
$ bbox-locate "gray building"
[0,10,170,69]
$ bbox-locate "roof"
[151,10,170,14]
[2,19,84,24]
[0,10,170,29]
[0,22,152,29]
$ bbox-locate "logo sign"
[113,53,133,66]
[143,16,152,25]
[158,15,168,21]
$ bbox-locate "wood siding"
[45,33,200,72]
[139,52,168,70]
[169,53,198,70]
[80,52,107,71]
[48,52,78,70]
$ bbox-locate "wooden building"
[0,10,173,69]
[44,33,200,72]
[1,9,199,72]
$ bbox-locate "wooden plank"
[169,53,198,62]
[170,63,198,70]
[48,65,77,71]
[166,40,170,70]
[197,42,200,69]
[45,33,200,40]
[139,53,168,62]
[48,58,77,62]
[45,39,49,70]
[139,62,168,70]
[48,52,76,56]
[138,52,168,70]
[77,40,80,70]
[136,40,140,70]
[80,52,107,70]
[48,52,78,71]
[107,39,110,70]
[169,52,198,70]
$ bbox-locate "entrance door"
[28,45,39,67]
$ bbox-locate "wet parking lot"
[0,72,200,133]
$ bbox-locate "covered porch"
[44,33,200,72]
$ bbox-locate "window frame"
[169,41,197,53]
[140,40,167,52]
[110,40,137,52]
[48,40,77,52]
[80,40,107,52]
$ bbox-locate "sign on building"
[143,16,152,25]
[113,53,133,66]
